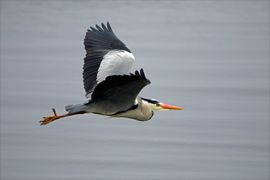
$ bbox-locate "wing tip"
[88,22,113,33]
[131,68,151,84]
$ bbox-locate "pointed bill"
[159,103,184,110]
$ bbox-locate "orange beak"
[159,103,184,110]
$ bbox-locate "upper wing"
[91,69,151,112]
[83,22,134,98]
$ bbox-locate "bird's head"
[141,98,184,111]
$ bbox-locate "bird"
[40,22,183,125]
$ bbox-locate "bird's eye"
[156,103,160,107]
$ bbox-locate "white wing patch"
[97,50,135,83]
[86,50,135,98]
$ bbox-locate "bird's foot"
[40,108,61,125]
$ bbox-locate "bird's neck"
[139,98,154,119]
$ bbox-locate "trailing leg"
[39,108,85,125]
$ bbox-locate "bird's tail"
[65,103,87,114]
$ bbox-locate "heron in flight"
[40,22,183,125]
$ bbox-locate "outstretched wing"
[83,22,135,98]
[91,69,151,112]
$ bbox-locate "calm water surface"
[1,0,269,180]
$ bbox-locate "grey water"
[0,0,269,180]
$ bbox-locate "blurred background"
[0,0,269,180]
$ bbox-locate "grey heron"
[40,22,183,125]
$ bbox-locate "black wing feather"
[83,22,131,96]
[95,25,103,31]
[91,69,151,111]
[84,22,130,53]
